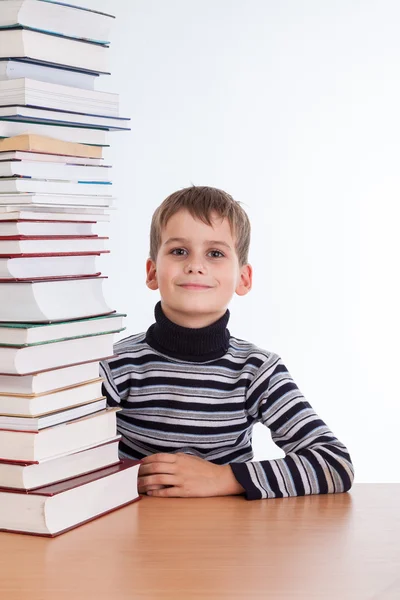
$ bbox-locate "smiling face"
[146,209,252,328]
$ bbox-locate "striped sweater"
[100,303,354,500]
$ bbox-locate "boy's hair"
[149,186,251,266]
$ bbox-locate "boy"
[100,186,354,500]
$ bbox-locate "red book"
[0,459,141,537]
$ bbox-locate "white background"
[86,0,399,481]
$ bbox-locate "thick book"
[0,377,104,416]
[0,235,108,255]
[0,436,120,490]
[0,330,117,374]
[0,394,107,428]
[0,193,113,208]
[0,1,115,45]
[0,59,100,90]
[0,209,109,221]
[0,120,108,146]
[0,134,103,158]
[0,360,105,395]
[0,149,103,165]
[0,160,111,181]
[0,406,119,461]
[0,276,112,323]
[0,179,112,196]
[0,254,101,279]
[0,28,110,74]
[0,312,125,345]
[0,78,119,118]
[0,220,96,236]
[0,459,141,537]
[0,105,130,131]
[0,397,107,430]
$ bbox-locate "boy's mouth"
[179,284,212,290]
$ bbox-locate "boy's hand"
[137,452,245,497]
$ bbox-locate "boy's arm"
[230,355,355,500]
[99,358,123,406]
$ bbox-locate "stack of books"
[0,0,139,537]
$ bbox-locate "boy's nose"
[184,262,206,274]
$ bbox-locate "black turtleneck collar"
[145,301,230,362]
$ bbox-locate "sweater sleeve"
[230,354,355,500]
[99,357,124,407]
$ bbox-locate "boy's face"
[146,209,252,328]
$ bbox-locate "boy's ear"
[146,258,159,290]
[235,264,253,296]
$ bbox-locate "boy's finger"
[147,486,182,498]
[140,453,176,464]
[138,462,176,476]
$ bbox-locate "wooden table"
[0,484,399,599]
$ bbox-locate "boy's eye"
[171,248,188,256]
[208,250,225,258]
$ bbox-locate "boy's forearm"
[220,465,246,496]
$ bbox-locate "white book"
[0,361,103,395]
[0,378,104,416]
[0,459,140,537]
[0,1,114,45]
[0,397,107,430]
[0,236,108,255]
[0,220,95,236]
[0,59,99,90]
[0,160,111,180]
[0,209,110,221]
[0,254,100,279]
[0,312,125,345]
[0,437,120,491]
[0,120,108,145]
[0,28,109,74]
[0,193,113,207]
[0,78,119,118]
[0,150,103,166]
[0,179,112,196]
[0,105,129,130]
[0,276,112,324]
[0,331,116,375]
[0,407,119,462]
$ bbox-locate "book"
[0,312,125,345]
[0,204,110,216]
[0,160,111,181]
[0,134,103,158]
[0,1,114,45]
[0,436,120,490]
[0,378,104,416]
[0,397,107,430]
[0,120,108,145]
[0,105,130,131]
[0,331,117,374]
[0,276,112,323]
[0,459,140,537]
[0,236,108,255]
[0,149,103,165]
[0,406,119,461]
[0,360,104,395]
[0,193,113,207]
[0,179,112,196]
[0,254,100,279]
[0,28,110,74]
[0,209,109,221]
[0,59,100,90]
[0,220,96,236]
[0,78,119,118]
